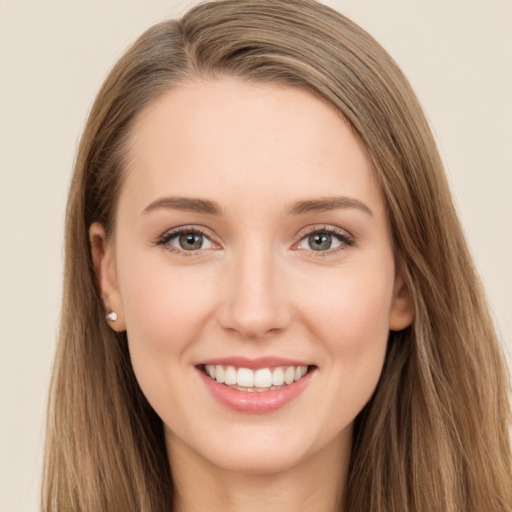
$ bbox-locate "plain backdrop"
[1,1,511,511]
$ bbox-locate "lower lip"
[198,369,313,413]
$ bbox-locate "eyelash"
[154,225,354,256]
[154,226,214,256]
[295,226,354,257]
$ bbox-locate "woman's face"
[92,79,413,475]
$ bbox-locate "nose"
[217,245,292,340]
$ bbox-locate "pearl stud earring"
[106,311,118,323]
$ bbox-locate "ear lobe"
[389,270,415,332]
[89,222,126,331]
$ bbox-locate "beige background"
[1,1,511,511]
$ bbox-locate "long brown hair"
[42,1,512,510]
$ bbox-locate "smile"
[197,360,315,413]
[202,364,309,392]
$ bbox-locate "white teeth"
[215,365,225,383]
[237,367,254,387]
[254,368,272,388]
[204,364,310,390]
[224,366,237,385]
[272,367,285,386]
[205,365,216,379]
[284,366,295,385]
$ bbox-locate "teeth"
[254,368,272,388]
[284,366,295,385]
[272,367,285,386]
[204,364,309,390]
[237,367,254,387]
[224,366,237,385]
[215,365,224,383]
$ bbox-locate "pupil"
[309,233,331,251]
[179,233,202,250]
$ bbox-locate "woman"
[42,0,512,510]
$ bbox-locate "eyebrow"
[142,195,372,217]
[142,196,222,215]
[288,196,373,216]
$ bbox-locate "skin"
[91,79,414,512]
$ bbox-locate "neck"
[166,429,351,512]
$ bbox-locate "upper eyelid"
[158,225,215,240]
[295,224,353,240]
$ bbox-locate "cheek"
[120,257,213,342]
[297,264,394,401]
[301,263,395,344]
[116,262,222,434]
[116,255,218,395]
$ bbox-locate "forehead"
[121,79,383,216]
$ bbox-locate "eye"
[173,232,212,251]
[296,228,353,253]
[157,228,215,253]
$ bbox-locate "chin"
[203,441,312,475]
[168,419,350,477]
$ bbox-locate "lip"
[197,356,311,370]
[196,361,315,413]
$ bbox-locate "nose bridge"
[218,239,290,339]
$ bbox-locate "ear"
[89,222,126,332]
[389,268,415,332]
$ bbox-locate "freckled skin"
[91,80,414,510]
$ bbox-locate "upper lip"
[196,356,313,370]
